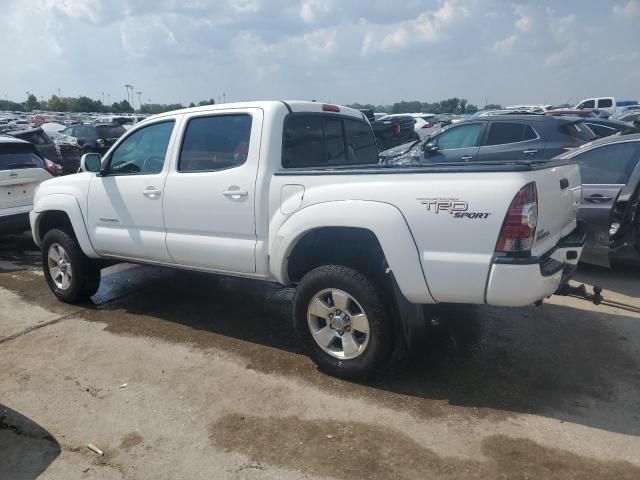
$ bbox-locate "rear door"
[572,141,640,266]
[427,122,485,162]
[163,109,263,273]
[0,143,51,212]
[476,121,543,161]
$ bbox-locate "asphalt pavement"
[1,233,639,479]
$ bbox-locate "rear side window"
[74,126,98,138]
[282,115,377,168]
[559,122,596,143]
[179,114,253,172]
[575,142,640,184]
[597,99,613,108]
[485,123,537,146]
[0,143,45,170]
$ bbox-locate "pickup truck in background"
[30,101,585,379]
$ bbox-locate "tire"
[42,228,101,303]
[293,265,394,379]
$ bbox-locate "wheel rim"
[307,288,370,360]
[47,243,73,290]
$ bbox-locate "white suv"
[0,137,57,233]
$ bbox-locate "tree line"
[0,94,218,114]
[1,94,514,116]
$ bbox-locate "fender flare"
[269,200,434,304]
[31,194,99,258]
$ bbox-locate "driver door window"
[109,121,174,175]
[435,123,484,150]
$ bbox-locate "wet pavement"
[1,232,639,479]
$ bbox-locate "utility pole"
[222,93,226,103]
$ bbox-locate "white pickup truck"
[30,101,585,378]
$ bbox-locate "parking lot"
[0,233,638,479]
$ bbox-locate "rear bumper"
[485,223,586,307]
[0,211,31,234]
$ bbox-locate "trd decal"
[418,197,491,219]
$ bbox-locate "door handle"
[223,189,248,198]
[523,149,539,155]
[142,188,161,198]
[584,194,612,203]
[460,155,473,161]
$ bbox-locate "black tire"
[41,228,101,303]
[293,265,394,379]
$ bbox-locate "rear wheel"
[42,229,101,303]
[293,265,394,379]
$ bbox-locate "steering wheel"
[142,156,164,173]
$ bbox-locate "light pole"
[136,91,142,112]
[124,84,133,106]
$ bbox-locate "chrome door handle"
[523,149,539,155]
[460,155,473,161]
[142,188,161,197]
[223,189,248,197]
[585,195,612,203]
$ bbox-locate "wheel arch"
[269,200,434,304]
[32,194,98,258]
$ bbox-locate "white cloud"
[613,0,640,18]
[491,35,516,55]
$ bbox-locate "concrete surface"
[0,232,639,479]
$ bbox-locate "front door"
[163,109,262,273]
[574,141,640,267]
[87,119,177,262]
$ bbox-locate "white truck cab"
[574,97,616,114]
[30,101,585,379]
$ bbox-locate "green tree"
[25,94,39,111]
[197,98,216,106]
[48,95,69,112]
[188,102,196,108]
[483,103,503,110]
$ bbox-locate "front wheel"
[42,229,101,303]
[293,265,394,379]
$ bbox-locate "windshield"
[0,144,44,170]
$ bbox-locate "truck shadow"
[0,404,61,480]
[86,266,640,437]
[573,263,640,298]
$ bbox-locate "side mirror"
[80,152,102,173]
[423,142,439,155]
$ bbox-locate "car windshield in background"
[96,125,126,138]
[560,122,596,143]
[74,126,99,139]
[0,144,45,170]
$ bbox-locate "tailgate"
[0,168,50,209]
[530,162,582,256]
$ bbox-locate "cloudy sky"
[2,0,639,107]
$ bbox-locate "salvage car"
[59,123,126,154]
[381,115,596,165]
[6,127,58,162]
[583,118,640,138]
[31,101,585,379]
[558,133,640,267]
[371,114,419,150]
[1,137,58,233]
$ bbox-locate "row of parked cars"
[2,101,639,269]
[378,109,640,267]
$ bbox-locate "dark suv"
[60,123,126,154]
[380,115,596,165]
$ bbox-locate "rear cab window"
[282,114,378,168]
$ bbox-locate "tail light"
[422,122,433,128]
[394,122,401,134]
[495,182,538,254]
[44,158,62,176]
